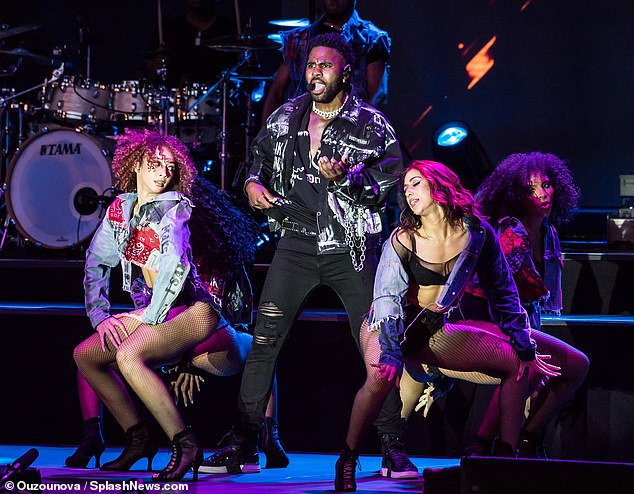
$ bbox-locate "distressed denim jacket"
[371,218,536,374]
[280,10,391,104]
[247,91,403,255]
[84,191,215,328]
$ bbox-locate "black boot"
[101,422,158,471]
[334,446,359,492]
[492,440,518,458]
[65,417,105,468]
[464,435,494,456]
[153,428,202,482]
[199,428,260,474]
[518,430,548,459]
[379,428,419,479]
[259,417,289,469]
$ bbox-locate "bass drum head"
[6,128,114,249]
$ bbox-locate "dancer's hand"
[171,372,205,407]
[318,154,349,182]
[96,316,129,351]
[246,182,277,210]
[371,363,401,389]
[517,353,561,381]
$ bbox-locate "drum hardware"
[203,34,281,52]
[0,24,42,41]
[0,48,75,70]
[3,127,114,250]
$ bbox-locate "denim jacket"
[280,10,391,104]
[498,217,563,330]
[247,91,403,255]
[84,191,216,328]
[371,218,536,374]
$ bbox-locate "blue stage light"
[436,124,469,147]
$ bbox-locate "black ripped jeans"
[238,242,403,436]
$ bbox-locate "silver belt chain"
[343,205,367,272]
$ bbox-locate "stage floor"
[0,445,460,493]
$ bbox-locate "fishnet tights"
[405,320,529,448]
[190,326,252,377]
[477,328,589,440]
[74,302,217,439]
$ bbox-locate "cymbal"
[0,23,41,41]
[0,48,72,67]
[268,18,310,28]
[229,67,274,81]
[204,34,280,52]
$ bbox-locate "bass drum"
[5,128,114,249]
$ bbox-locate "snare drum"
[5,128,114,248]
[45,76,111,123]
[111,80,161,123]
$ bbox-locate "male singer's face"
[305,46,346,104]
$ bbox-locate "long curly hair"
[111,128,197,195]
[399,160,483,232]
[188,178,258,286]
[476,152,580,226]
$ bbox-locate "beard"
[310,74,345,104]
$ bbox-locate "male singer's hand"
[246,182,277,210]
[318,153,349,182]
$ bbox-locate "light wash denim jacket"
[371,218,536,375]
[84,191,213,329]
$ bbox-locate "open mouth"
[311,80,326,95]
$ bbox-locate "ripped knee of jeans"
[253,302,284,345]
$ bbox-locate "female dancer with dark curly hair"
[462,152,589,457]
[334,160,559,492]
[72,129,224,481]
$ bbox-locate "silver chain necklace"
[312,94,348,120]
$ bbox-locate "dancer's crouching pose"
[74,129,218,481]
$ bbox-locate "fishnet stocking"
[345,319,398,449]
[74,302,217,439]
[406,320,528,448]
[190,326,251,377]
[477,328,589,439]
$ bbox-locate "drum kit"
[0,21,279,253]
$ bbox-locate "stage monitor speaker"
[460,456,634,494]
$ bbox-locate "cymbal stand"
[188,51,250,190]
[0,71,63,250]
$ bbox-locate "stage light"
[431,121,494,191]
[435,123,469,147]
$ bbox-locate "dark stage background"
[2,0,633,206]
[2,0,634,462]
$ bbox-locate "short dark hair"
[308,32,355,68]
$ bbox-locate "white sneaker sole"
[380,467,419,479]
[199,463,261,474]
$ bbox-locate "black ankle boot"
[464,435,494,456]
[259,417,289,469]
[101,422,158,471]
[153,428,203,482]
[518,430,548,459]
[492,440,518,458]
[334,446,359,492]
[65,417,105,468]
